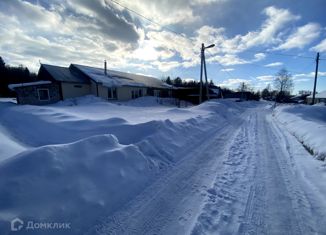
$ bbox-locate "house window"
[74,85,82,88]
[131,90,135,99]
[38,88,50,101]
[108,88,117,99]
[139,89,142,97]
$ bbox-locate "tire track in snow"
[191,113,257,235]
[86,113,249,235]
[191,109,320,235]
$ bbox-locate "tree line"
[162,76,216,88]
[162,68,295,103]
[0,56,37,97]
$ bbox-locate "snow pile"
[0,97,258,234]
[274,104,326,160]
[0,134,154,234]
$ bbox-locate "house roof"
[8,81,52,90]
[41,64,89,84]
[307,90,326,99]
[71,64,171,89]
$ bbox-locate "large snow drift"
[274,104,326,160]
[0,96,257,234]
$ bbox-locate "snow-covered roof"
[307,90,326,99]
[72,64,171,89]
[211,88,220,95]
[41,64,89,84]
[8,81,52,90]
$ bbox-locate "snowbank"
[0,134,154,234]
[0,96,260,234]
[274,104,326,160]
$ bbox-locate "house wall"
[90,80,98,96]
[60,82,90,99]
[117,87,147,101]
[98,84,109,100]
[306,97,326,104]
[15,83,61,105]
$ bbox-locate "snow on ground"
[274,104,326,160]
[0,96,256,234]
[0,98,17,104]
[0,96,325,235]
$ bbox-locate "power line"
[109,0,321,83]
[109,0,189,40]
[109,0,235,80]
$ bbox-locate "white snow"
[0,96,325,235]
[274,104,326,160]
[8,81,52,90]
[307,90,326,98]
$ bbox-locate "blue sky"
[0,0,325,93]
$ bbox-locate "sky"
[0,0,326,93]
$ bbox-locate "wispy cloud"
[218,78,250,87]
[275,23,321,50]
[256,75,274,81]
[221,68,234,72]
[311,38,326,52]
[264,62,283,67]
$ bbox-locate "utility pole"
[199,44,204,104]
[203,48,210,101]
[312,52,320,105]
[199,43,215,104]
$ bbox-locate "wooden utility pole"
[203,50,210,101]
[312,52,320,105]
[199,43,215,104]
[199,44,204,104]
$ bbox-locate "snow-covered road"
[91,107,326,235]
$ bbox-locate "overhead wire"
[109,0,321,84]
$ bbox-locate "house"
[306,90,326,104]
[174,86,221,104]
[9,62,171,105]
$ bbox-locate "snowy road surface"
[91,107,326,235]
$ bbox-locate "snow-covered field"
[0,96,325,235]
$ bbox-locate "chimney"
[104,60,107,75]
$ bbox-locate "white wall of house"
[61,82,90,99]
[117,87,147,101]
[98,84,108,100]
[88,82,148,101]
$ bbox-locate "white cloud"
[152,61,181,72]
[207,53,265,66]
[264,62,283,67]
[115,0,200,26]
[256,75,274,81]
[311,38,326,52]
[218,78,250,87]
[275,23,321,50]
[191,0,227,4]
[293,71,326,79]
[254,53,266,61]
[0,1,321,77]
[239,6,300,49]
[221,68,234,72]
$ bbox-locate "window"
[131,90,135,99]
[74,85,82,88]
[108,88,117,99]
[139,89,142,97]
[38,88,50,101]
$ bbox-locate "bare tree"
[273,68,293,102]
